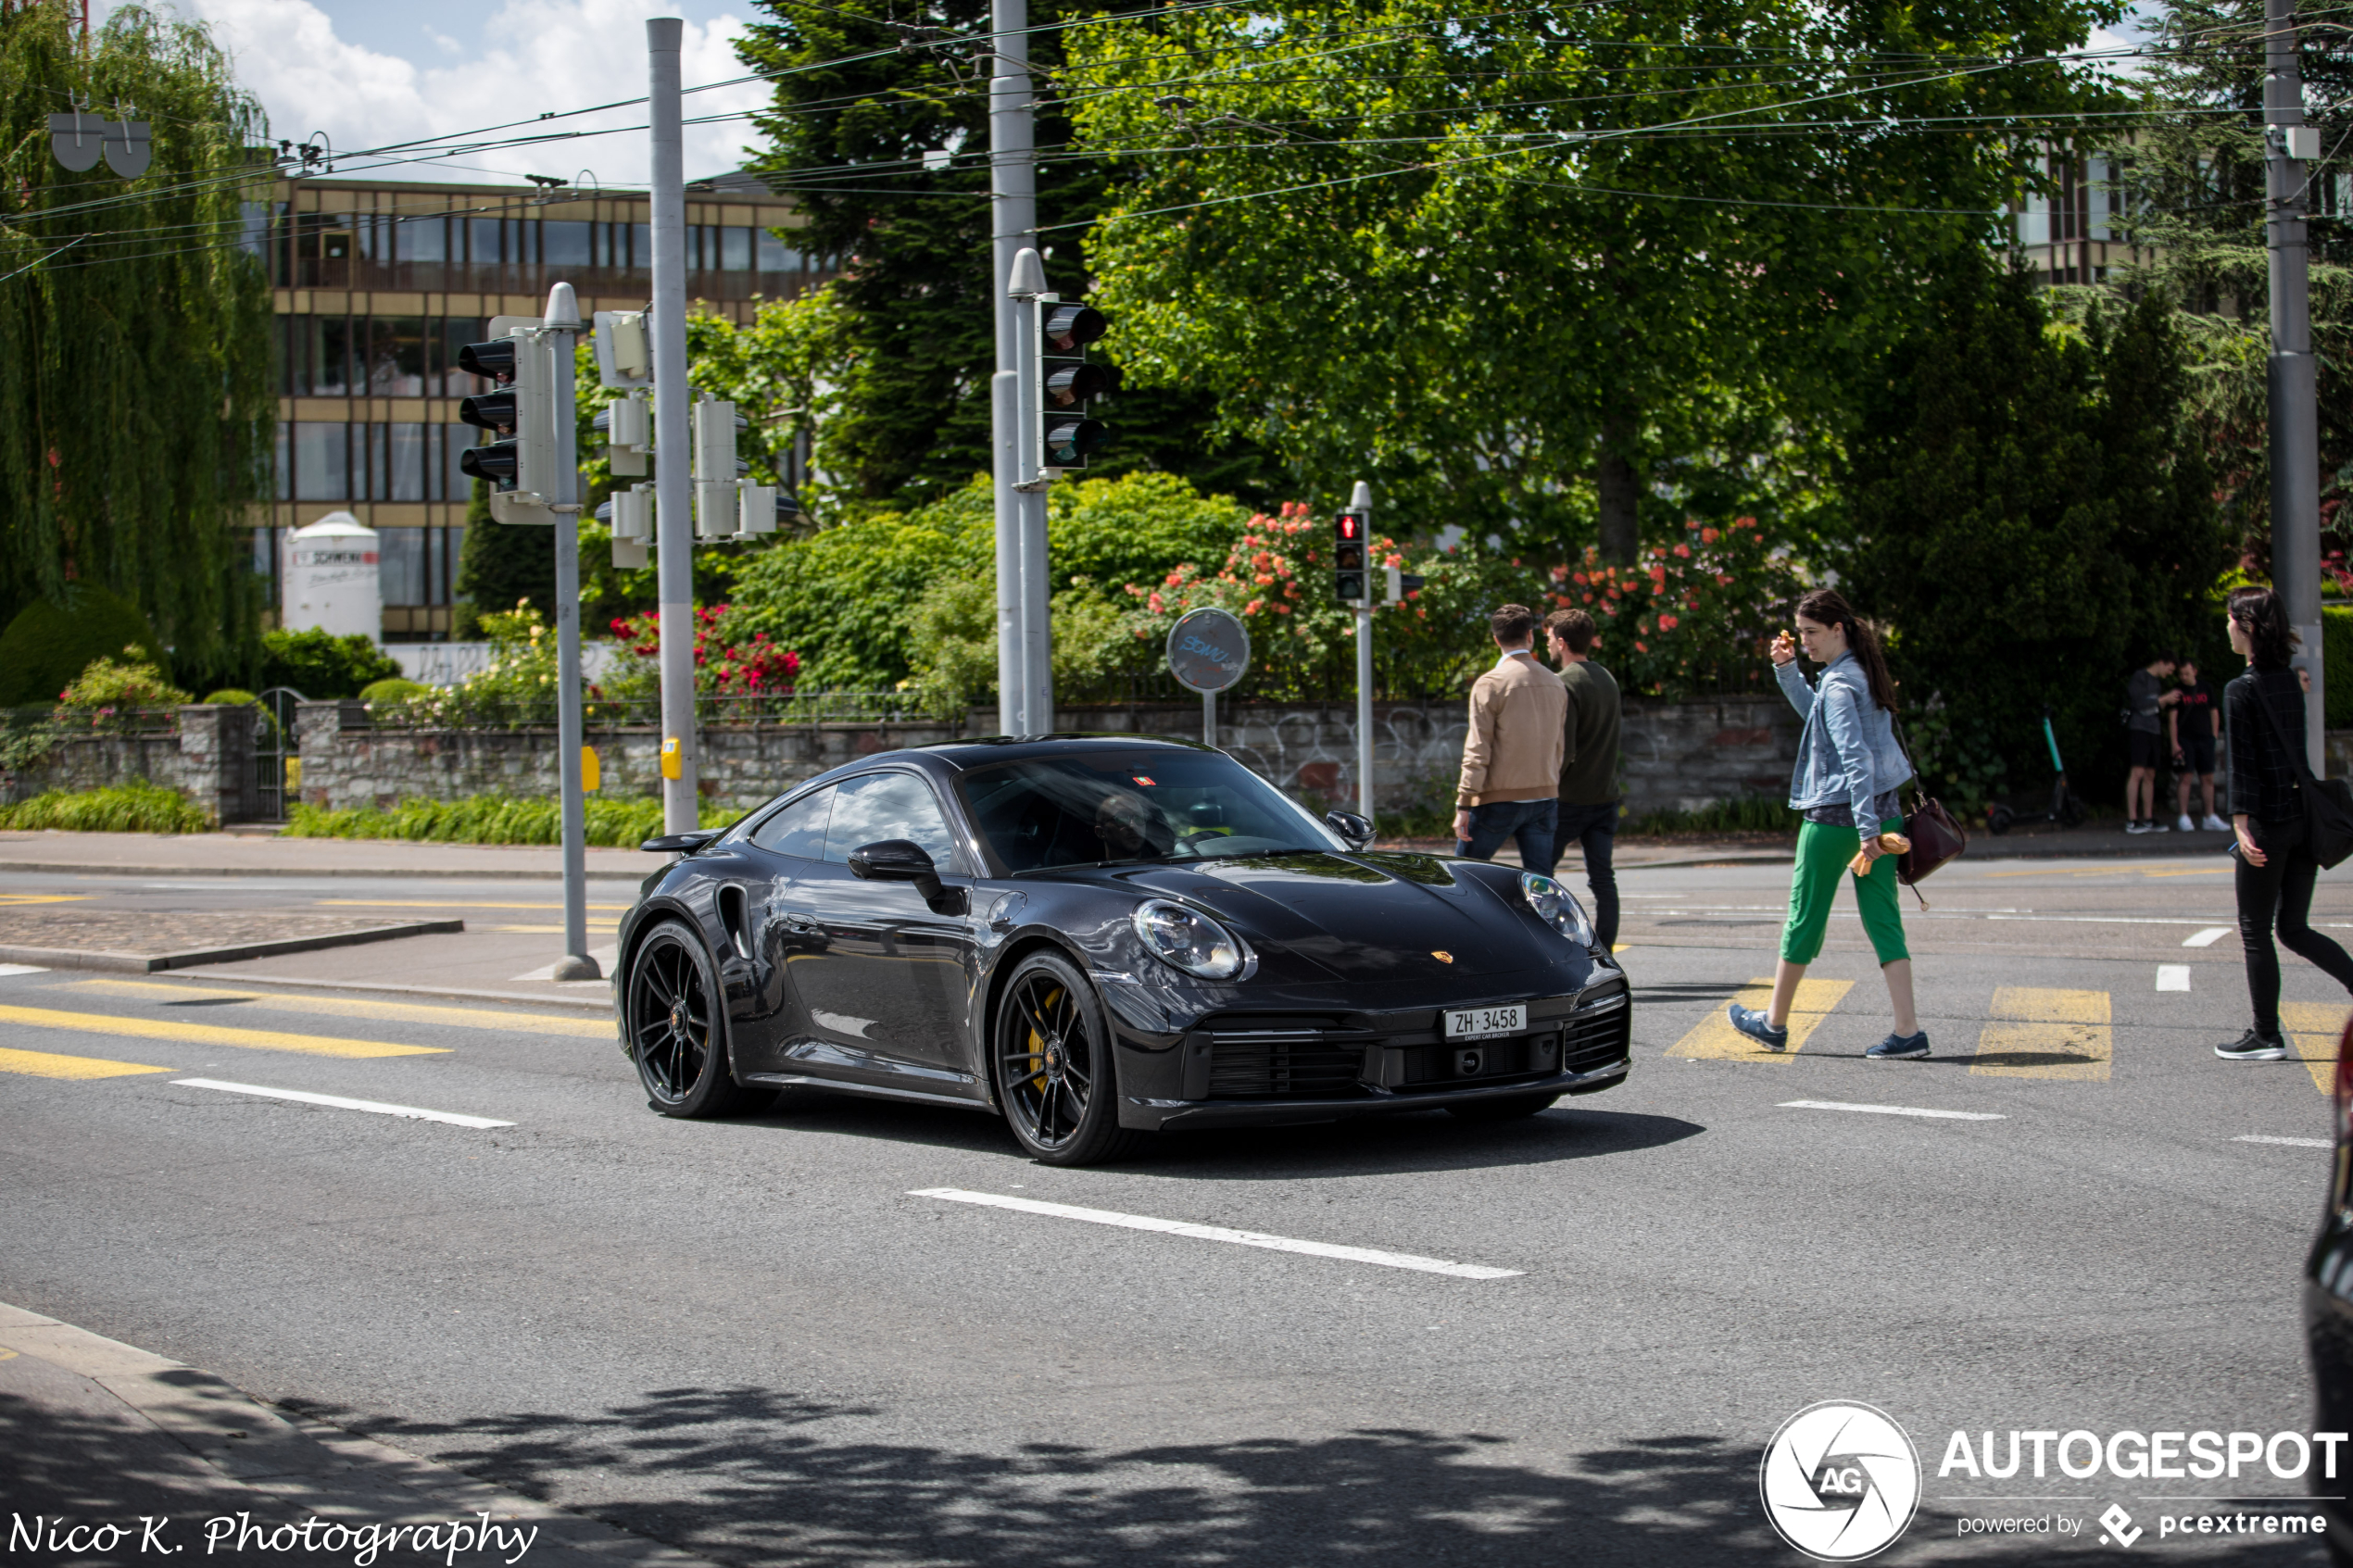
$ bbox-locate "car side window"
[749,785,834,859]
[824,772,959,869]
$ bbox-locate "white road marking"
[0,964,47,977]
[2184,927,2233,947]
[910,1188,1521,1279]
[2236,1134,2332,1149]
[510,946,619,983]
[1779,1099,2007,1122]
[170,1078,513,1129]
[2157,965,2193,992]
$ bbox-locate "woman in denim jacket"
[1728,588,1927,1059]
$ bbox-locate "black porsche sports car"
[613,734,1630,1165]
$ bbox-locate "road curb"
[0,859,646,881]
[0,1299,715,1565]
[0,920,465,974]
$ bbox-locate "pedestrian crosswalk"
[1664,983,2348,1091]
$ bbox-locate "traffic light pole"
[1352,481,1375,827]
[648,18,700,829]
[989,0,1036,735]
[545,282,598,983]
[2267,0,2323,770]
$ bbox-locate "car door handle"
[782,914,819,934]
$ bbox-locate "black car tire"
[1987,805,2014,835]
[1447,1091,1562,1122]
[993,950,1144,1166]
[626,919,762,1119]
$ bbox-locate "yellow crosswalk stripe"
[2281,1002,2347,1095]
[0,1045,172,1080]
[1971,988,2111,1080]
[313,899,634,910]
[1667,977,1854,1060]
[68,979,609,1038]
[0,1004,445,1060]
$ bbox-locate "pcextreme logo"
[1760,1400,1924,1562]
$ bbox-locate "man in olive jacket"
[1545,608,1621,949]
[1453,604,1567,871]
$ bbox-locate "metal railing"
[351,689,949,731]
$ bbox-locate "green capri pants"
[1780,817,1911,966]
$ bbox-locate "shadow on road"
[273,1389,2322,1568]
[708,1089,1702,1181]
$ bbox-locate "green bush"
[283,795,736,847]
[57,653,190,710]
[258,628,403,699]
[2327,608,2353,730]
[199,688,258,706]
[359,678,431,706]
[0,781,211,834]
[0,586,168,708]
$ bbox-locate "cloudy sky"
[107,0,774,186]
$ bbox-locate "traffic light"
[1333,508,1368,604]
[1040,302,1111,469]
[593,389,651,478]
[1384,563,1425,602]
[691,395,750,540]
[457,328,556,524]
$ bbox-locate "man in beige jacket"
[1453,604,1567,871]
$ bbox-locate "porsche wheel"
[627,920,761,1118]
[994,952,1143,1166]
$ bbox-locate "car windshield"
[959,751,1346,872]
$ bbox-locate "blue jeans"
[1457,798,1559,873]
[1553,800,1620,949]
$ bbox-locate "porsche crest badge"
[1431,950,1453,963]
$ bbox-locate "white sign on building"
[283,512,382,642]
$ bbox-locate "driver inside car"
[1093,789,1176,859]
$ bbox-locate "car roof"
[908,734,1223,771]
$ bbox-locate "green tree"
[1063,0,2120,560]
[452,480,555,634]
[731,0,1279,513]
[1843,259,2231,809]
[0,3,272,678]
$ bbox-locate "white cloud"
[149,0,770,185]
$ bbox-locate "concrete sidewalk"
[0,1301,711,1566]
[0,831,656,880]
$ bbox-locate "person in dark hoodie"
[2219,585,2353,1060]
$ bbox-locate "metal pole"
[545,282,597,983]
[1203,688,1214,748]
[990,0,1034,734]
[1352,480,1374,823]
[648,18,699,828]
[2267,0,2323,770]
[1016,284,1051,734]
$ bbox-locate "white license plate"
[1446,1003,1526,1040]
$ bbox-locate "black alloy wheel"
[993,951,1142,1166]
[627,919,761,1118]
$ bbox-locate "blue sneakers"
[1728,1002,1788,1052]
[1867,1032,1931,1060]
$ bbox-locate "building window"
[380,528,427,607]
[369,317,427,396]
[446,425,475,499]
[293,421,347,502]
[468,217,502,266]
[274,422,291,501]
[756,229,799,273]
[721,225,752,270]
[437,317,487,395]
[544,220,591,269]
[389,423,427,502]
[398,213,447,262]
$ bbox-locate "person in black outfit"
[2221,585,2353,1060]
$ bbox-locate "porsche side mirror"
[641,829,720,854]
[1324,810,1376,850]
[849,838,943,900]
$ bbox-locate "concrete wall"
[2,705,256,822]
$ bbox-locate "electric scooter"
[1986,711,2086,834]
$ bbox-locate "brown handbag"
[1891,721,1967,907]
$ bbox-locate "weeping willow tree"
[0,1,272,686]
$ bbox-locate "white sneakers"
[2176,814,2196,832]
[2201,813,2230,833]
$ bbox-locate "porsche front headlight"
[1521,872,1597,948]
[1133,899,1247,980]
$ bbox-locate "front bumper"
[1114,974,1631,1130]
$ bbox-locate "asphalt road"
[2,850,2348,1566]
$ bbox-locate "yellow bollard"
[581,746,601,793]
